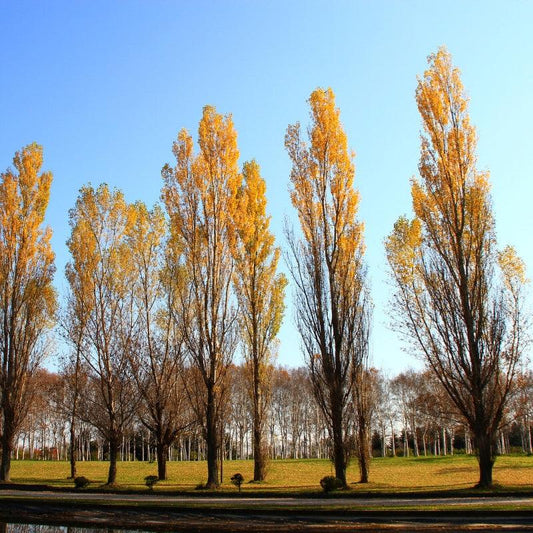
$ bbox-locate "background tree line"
[12,365,533,463]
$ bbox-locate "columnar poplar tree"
[285,88,371,487]
[66,184,138,485]
[162,106,240,488]
[386,48,527,488]
[127,202,191,481]
[232,160,287,482]
[0,143,56,481]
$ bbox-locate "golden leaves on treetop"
[385,216,421,286]
[410,46,496,281]
[67,184,135,301]
[232,159,287,364]
[163,105,241,257]
[286,87,364,280]
[0,143,56,323]
[499,245,528,297]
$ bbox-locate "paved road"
[1,491,532,531]
[1,489,532,508]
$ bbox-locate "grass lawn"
[6,454,533,494]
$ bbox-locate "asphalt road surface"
[0,490,532,531]
[1,489,532,507]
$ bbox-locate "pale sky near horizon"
[1,1,532,375]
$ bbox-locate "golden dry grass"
[8,454,533,493]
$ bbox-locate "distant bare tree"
[507,369,533,454]
[56,348,88,477]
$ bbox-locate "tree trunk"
[331,401,347,487]
[0,412,15,482]
[412,425,419,457]
[475,432,495,489]
[69,422,77,479]
[107,434,119,485]
[357,414,370,483]
[219,424,224,485]
[403,425,409,457]
[157,440,168,480]
[205,384,219,489]
[252,373,266,481]
[253,424,266,482]
[0,433,13,482]
[465,430,471,454]
[450,429,455,456]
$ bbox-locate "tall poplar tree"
[0,143,56,481]
[66,184,138,485]
[162,106,240,488]
[233,160,287,482]
[127,201,191,481]
[386,48,527,488]
[285,88,371,487]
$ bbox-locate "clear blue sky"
[1,1,532,374]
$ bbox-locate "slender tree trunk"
[107,434,119,485]
[499,432,506,455]
[69,423,77,479]
[69,342,82,479]
[412,424,419,457]
[253,423,266,481]
[357,415,370,483]
[450,430,455,456]
[253,371,266,481]
[205,384,219,489]
[331,399,347,487]
[156,440,168,480]
[219,424,224,485]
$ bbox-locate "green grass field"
[7,454,533,493]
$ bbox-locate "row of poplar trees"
[0,47,527,489]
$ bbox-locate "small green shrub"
[320,475,343,493]
[74,476,90,489]
[231,473,244,492]
[144,475,159,490]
